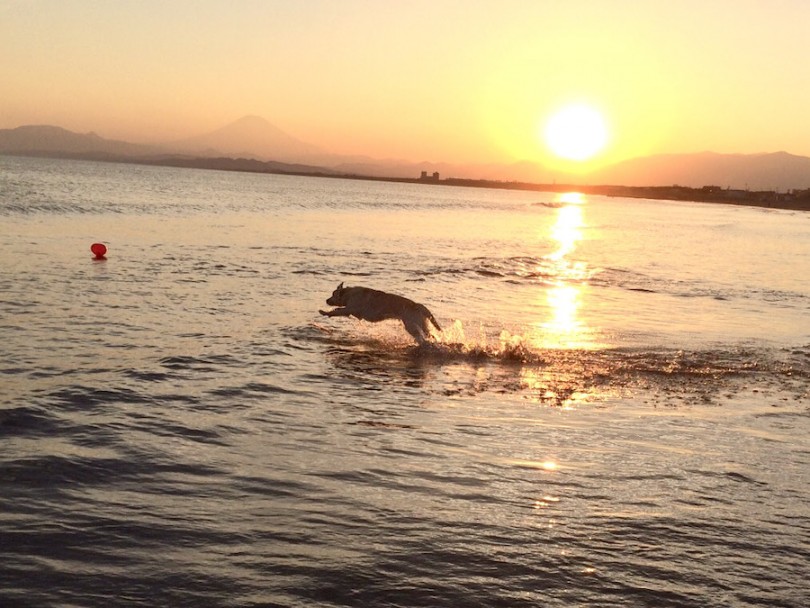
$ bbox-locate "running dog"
[319,282,442,344]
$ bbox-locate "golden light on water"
[533,495,562,509]
[547,205,583,262]
[558,192,584,205]
[511,459,559,471]
[545,284,581,335]
[531,194,598,350]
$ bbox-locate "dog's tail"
[428,311,442,332]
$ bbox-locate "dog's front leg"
[319,307,351,317]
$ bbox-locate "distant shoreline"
[432,178,810,211]
[5,150,809,212]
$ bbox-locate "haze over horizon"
[2,0,809,174]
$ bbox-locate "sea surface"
[1,155,808,607]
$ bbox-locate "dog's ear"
[337,282,344,291]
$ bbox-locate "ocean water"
[1,155,808,607]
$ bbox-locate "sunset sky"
[2,0,809,170]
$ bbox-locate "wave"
[412,255,594,285]
[405,255,808,306]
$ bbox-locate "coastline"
[4,150,809,212]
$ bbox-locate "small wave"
[159,354,240,371]
[49,385,152,409]
[207,381,299,398]
[593,267,809,304]
[412,255,592,285]
[123,369,173,382]
[531,201,565,209]
[3,451,225,490]
[627,287,657,294]
[0,405,61,439]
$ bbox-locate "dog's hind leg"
[402,316,429,345]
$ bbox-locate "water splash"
[419,320,541,363]
[305,320,809,407]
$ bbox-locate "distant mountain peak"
[233,114,270,125]
[216,115,281,133]
[171,115,323,161]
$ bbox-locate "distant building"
[419,171,440,182]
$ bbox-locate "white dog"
[319,282,442,344]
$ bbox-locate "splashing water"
[310,317,808,410]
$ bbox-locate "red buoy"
[91,243,107,260]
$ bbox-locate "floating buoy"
[91,243,107,260]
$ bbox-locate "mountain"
[0,122,335,175]
[0,125,162,157]
[169,115,324,161]
[589,151,810,191]
[2,121,809,191]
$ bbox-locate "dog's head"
[326,282,346,306]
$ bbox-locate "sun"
[543,104,608,162]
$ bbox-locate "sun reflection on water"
[547,205,583,262]
[558,191,585,205]
[546,284,580,334]
[531,193,599,350]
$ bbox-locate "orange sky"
[2,0,809,169]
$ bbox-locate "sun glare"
[543,104,608,162]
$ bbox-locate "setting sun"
[543,104,609,162]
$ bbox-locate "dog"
[319,282,442,344]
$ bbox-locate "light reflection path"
[533,192,597,351]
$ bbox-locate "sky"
[2,0,809,170]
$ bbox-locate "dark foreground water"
[1,156,808,607]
